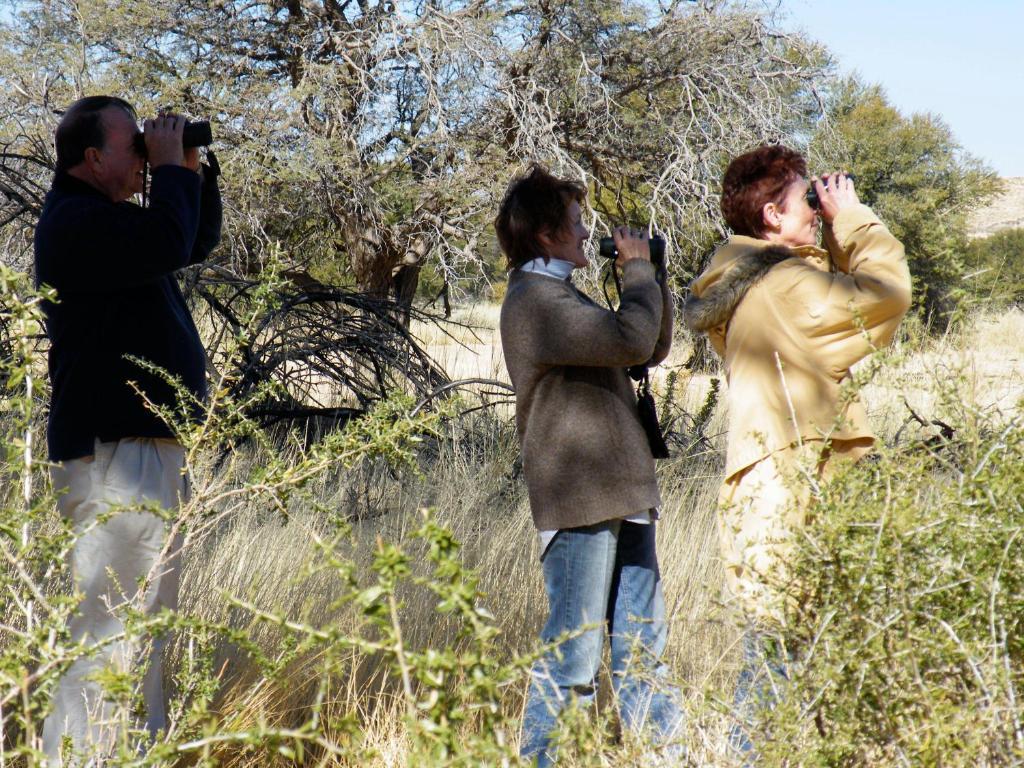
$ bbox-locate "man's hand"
[144,114,185,169]
[613,226,650,268]
[813,172,860,224]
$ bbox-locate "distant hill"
[969,177,1024,238]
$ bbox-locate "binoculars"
[806,173,855,210]
[133,120,213,158]
[599,234,666,267]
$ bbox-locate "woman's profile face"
[540,201,590,268]
[765,178,819,248]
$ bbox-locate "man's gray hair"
[55,95,137,174]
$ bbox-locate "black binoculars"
[806,173,855,210]
[133,120,213,158]
[599,234,666,267]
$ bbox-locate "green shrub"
[0,267,539,766]
[765,392,1024,765]
[965,228,1024,307]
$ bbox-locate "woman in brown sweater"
[497,164,679,765]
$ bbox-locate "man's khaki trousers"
[42,438,186,765]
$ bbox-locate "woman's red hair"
[721,145,808,238]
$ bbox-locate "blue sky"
[781,0,1024,177]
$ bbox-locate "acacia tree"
[0,0,835,414]
[0,0,505,295]
[0,0,827,292]
[493,0,828,277]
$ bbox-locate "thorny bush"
[757,382,1024,766]
[0,267,536,766]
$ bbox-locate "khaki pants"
[43,438,187,766]
[718,439,871,626]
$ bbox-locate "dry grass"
[165,305,1024,765]
[863,309,1024,438]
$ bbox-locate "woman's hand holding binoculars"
[811,172,860,223]
[601,228,667,269]
[612,226,652,266]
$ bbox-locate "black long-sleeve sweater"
[34,164,222,461]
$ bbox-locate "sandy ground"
[969,177,1024,238]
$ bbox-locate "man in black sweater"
[34,96,221,763]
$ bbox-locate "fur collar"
[683,245,795,332]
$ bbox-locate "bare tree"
[490,1,828,280]
[0,0,829,419]
[0,0,827,284]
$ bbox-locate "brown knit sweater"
[500,259,671,531]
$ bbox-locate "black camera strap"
[205,148,221,178]
[629,364,670,460]
[603,260,670,460]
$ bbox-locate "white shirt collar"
[518,257,575,281]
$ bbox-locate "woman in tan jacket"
[683,145,912,750]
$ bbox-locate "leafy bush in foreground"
[766,397,1024,766]
[6,256,1024,765]
[0,266,534,766]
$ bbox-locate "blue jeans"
[729,630,792,762]
[520,519,682,766]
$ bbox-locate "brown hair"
[494,163,586,270]
[720,145,807,238]
[55,95,138,174]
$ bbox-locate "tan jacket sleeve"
[526,259,663,368]
[783,204,912,373]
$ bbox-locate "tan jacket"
[500,260,672,531]
[685,204,912,481]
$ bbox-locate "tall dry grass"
[165,304,1024,765]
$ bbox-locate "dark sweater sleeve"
[189,165,222,265]
[44,166,201,293]
[526,260,663,368]
[646,267,674,366]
